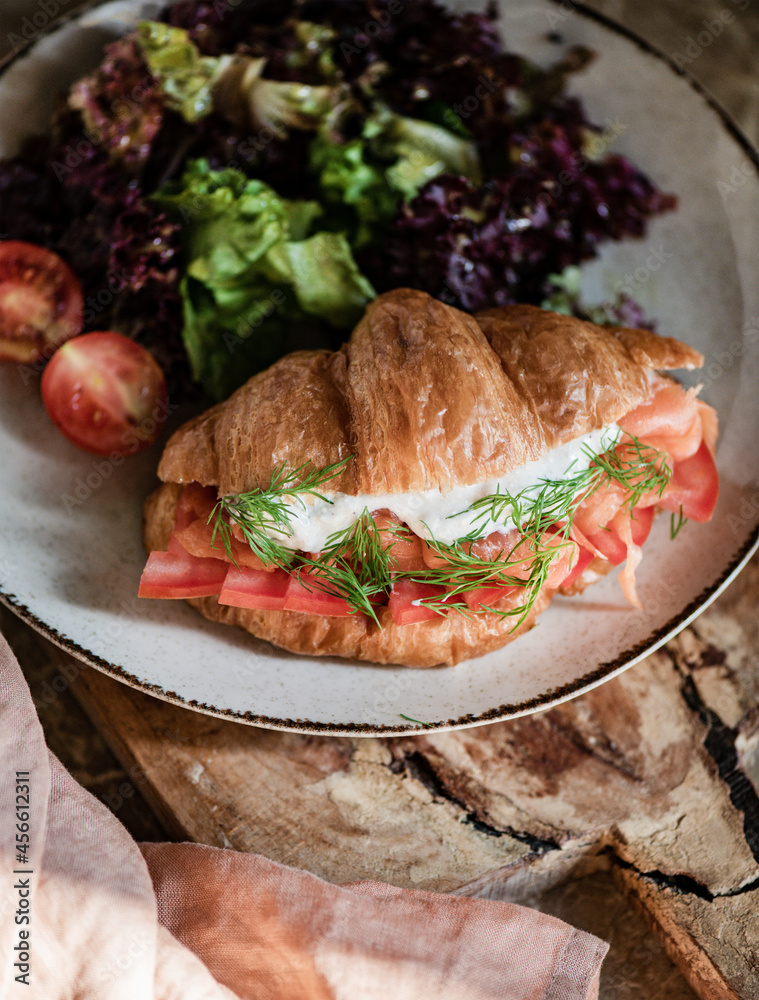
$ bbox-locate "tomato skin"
[388,581,449,626]
[0,241,83,363]
[41,332,168,457]
[138,546,228,600]
[657,442,719,523]
[582,505,655,566]
[169,483,276,570]
[462,582,518,612]
[559,546,595,589]
[218,566,290,611]
[284,570,355,616]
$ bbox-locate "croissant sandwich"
[139,289,719,667]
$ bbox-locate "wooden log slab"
[58,551,759,1000]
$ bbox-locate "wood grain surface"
[51,552,758,1000]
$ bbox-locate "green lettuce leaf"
[137,22,340,133]
[377,112,482,200]
[153,160,374,399]
[136,21,229,123]
[311,105,481,245]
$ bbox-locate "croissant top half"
[158,289,703,497]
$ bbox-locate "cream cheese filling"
[268,424,620,552]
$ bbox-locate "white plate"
[1,0,758,735]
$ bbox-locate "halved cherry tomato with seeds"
[0,241,83,363]
[41,331,168,457]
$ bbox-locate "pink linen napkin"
[0,631,608,999]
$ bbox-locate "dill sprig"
[209,456,352,569]
[299,509,396,624]
[463,432,670,542]
[670,505,688,539]
[399,714,434,728]
[391,433,670,626]
[395,532,571,626]
[590,436,671,509]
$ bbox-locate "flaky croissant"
[142,289,706,667]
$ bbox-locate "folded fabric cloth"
[0,632,608,999]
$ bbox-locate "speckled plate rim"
[1,0,758,736]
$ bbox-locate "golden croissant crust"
[145,289,703,667]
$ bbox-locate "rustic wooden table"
[1,2,758,998]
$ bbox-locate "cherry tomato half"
[41,332,169,457]
[0,241,83,363]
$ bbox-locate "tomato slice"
[559,546,595,588]
[218,566,291,611]
[170,483,279,570]
[462,582,519,612]
[388,580,449,626]
[284,569,356,616]
[138,545,229,599]
[0,241,83,363]
[582,505,655,566]
[657,441,719,522]
[41,331,168,457]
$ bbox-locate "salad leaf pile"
[0,0,675,401]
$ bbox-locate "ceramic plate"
[1,0,758,735]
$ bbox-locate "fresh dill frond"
[670,505,688,539]
[588,436,670,510]
[399,714,434,728]
[414,432,671,628]
[300,508,395,624]
[395,532,568,628]
[209,456,353,568]
[461,433,669,539]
